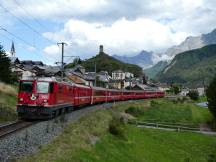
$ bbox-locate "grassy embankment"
[0,82,17,123]
[21,98,216,162]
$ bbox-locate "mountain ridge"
[157,44,216,87]
[113,50,154,69]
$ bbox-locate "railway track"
[0,120,37,139]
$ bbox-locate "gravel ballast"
[0,103,113,162]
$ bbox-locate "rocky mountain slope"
[157,44,216,87]
[113,50,154,69]
[165,28,216,57]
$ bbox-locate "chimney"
[99,45,103,53]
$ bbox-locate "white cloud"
[43,45,59,56]
[43,18,188,58]
[2,0,216,63]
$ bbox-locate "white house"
[197,87,205,96]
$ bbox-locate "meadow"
[21,98,216,162]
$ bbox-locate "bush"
[187,90,199,101]
[206,76,216,118]
[108,115,126,139]
[150,100,159,107]
[125,106,145,117]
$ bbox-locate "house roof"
[9,57,20,64]
[84,72,96,81]
[112,70,124,73]
[21,60,44,66]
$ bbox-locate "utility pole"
[57,42,67,80]
[94,62,97,87]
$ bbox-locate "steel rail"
[0,120,37,139]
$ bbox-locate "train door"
[73,87,79,106]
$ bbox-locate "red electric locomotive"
[17,77,165,119]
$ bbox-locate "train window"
[58,84,62,93]
[20,81,33,92]
[37,82,49,93]
[49,82,54,93]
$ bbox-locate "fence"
[128,119,200,132]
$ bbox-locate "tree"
[206,76,216,118]
[65,57,82,68]
[187,90,199,101]
[171,85,180,95]
[0,45,12,83]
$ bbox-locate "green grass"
[20,99,216,162]
[79,125,216,162]
[0,82,18,122]
[134,99,213,125]
[20,109,113,162]
[0,90,17,123]
[197,96,207,103]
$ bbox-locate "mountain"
[144,61,168,79]
[165,28,216,57]
[113,50,154,69]
[67,51,143,77]
[157,44,216,87]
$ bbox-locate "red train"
[17,77,165,119]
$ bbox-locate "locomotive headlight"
[43,99,47,103]
[19,98,23,101]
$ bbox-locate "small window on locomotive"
[20,81,33,92]
[58,84,62,93]
[37,82,49,93]
[49,82,54,93]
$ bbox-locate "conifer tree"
[206,76,216,118]
[0,44,12,83]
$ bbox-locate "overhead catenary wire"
[0,26,58,64]
[0,31,12,41]
[12,0,49,31]
[0,3,65,65]
[0,3,55,45]
[0,26,36,48]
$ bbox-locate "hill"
[113,50,154,69]
[157,44,216,87]
[67,52,143,77]
[144,60,168,79]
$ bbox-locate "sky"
[0,0,216,65]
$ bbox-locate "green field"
[135,99,212,125]
[79,126,216,162]
[21,99,216,162]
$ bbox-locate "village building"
[197,87,205,96]
[180,88,190,96]
[110,70,136,89]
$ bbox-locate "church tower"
[11,41,16,57]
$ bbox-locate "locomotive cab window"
[37,82,49,93]
[19,81,33,92]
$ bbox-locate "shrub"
[187,90,199,101]
[125,106,145,117]
[108,115,126,139]
[150,100,159,107]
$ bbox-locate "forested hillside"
[67,52,143,77]
[157,44,216,87]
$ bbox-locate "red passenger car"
[17,77,165,119]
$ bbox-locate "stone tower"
[99,45,103,53]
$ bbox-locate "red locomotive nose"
[18,81,35,104]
